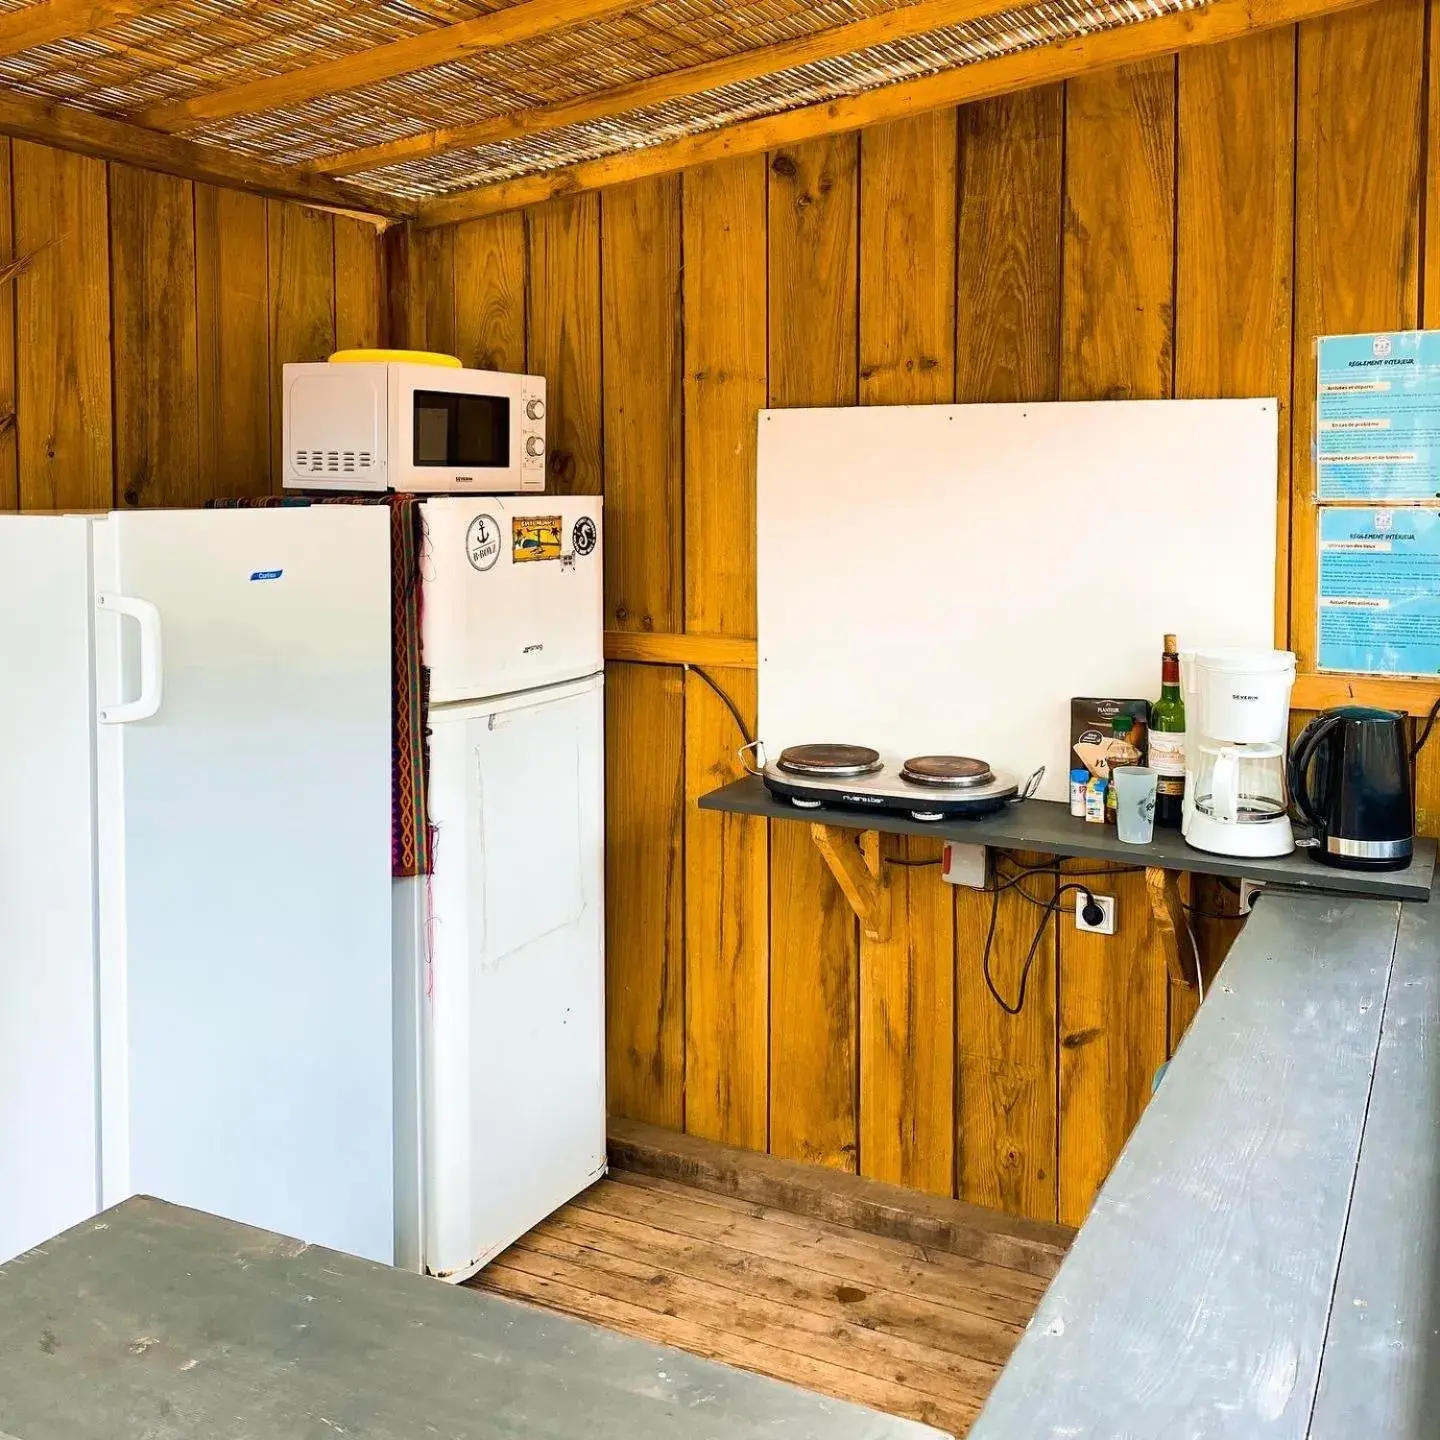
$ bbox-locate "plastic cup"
[1113,766,1158,845]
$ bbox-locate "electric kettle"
[1288,707,1413,871]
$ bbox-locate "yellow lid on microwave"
[328,348,463,368]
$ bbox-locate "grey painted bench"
[0,1196,945,1440]
[969,891,1440,1439]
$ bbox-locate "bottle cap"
[1163,632,1178,654]
[1070,768,1089,782]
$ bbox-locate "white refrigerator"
[0,505,395,1266]
[0,496,606,1279]
[394,496,606,1281]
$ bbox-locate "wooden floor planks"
[471,1172,1053,1437]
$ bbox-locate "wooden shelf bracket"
[1146,866,1198,988]
[810,823,890,941]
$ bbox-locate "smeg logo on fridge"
[465,513,502,572]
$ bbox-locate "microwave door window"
[415,399,451,466]
[413,390,510,468]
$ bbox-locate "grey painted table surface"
[968,892,1440,1439]
[0,1198,945,1440]
[700,777,1437,901]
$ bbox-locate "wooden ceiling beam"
[0,88,411,218]
[131,0,642,134]
[0,0,170,59]
[417,0,1382,228]
[309,0,1028,179]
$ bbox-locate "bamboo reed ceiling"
[0,0,1202,208]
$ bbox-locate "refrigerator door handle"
[96,592,163,724]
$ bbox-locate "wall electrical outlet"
[1074,893,1117,936]
[1239,880,1264,914]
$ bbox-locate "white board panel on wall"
[756,400,1278,803]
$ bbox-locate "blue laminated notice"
[1318,508,1440,675]
[1316,330,1440,501]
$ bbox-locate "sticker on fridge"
[465,514,501,572]
[512,514,562,563]
[1318,507,1440,674]
[1316,330,1440,501]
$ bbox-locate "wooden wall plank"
[528,195,602,495]
[1169,29,1297,1046]
[1292,0,1424,679]
[766,826,859,1172]
[110,164,200,509]
[0,141,14,511]
[1057,60,1177,1226]
[859,112,957,406]
[1176,29,1296,646]
[1287,0,1427,823]
[195,185,270,499]
[452,212,527,372]
[956,87,1064,403]
[682,155,766,638]
[1168,879,1245,1053]
[860,837,955,1196]
[956,856,1060,1221]
[417,223,456,356]
[333,217,383,351]
[852,118,958,1193]
[1057,864,1171,1227]
[601,177,683,634]
[1061,63,1177,401]
[684,666,768,1150]
[768,136,859,411]
[606,661,686,1129]
[765,133,861,1173]
[13,141,111,510]
[681,156,769,1154]
[954,86,1064,1221]
[266,200,335,489]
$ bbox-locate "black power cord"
[980,861,1107,1016]
[685,664,755,749]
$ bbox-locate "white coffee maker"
[1181,648,1297,858]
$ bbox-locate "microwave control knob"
[525,435,545,458]
[525,398,546,421]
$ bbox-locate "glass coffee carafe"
[1190,739,1288,827]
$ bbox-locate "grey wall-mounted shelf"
[699,776,1436,903]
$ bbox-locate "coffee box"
[1071,698,1150,782]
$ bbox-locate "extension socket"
[1074,894,1117,935]
[940,842,987,889]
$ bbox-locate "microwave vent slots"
[294,449,374,474]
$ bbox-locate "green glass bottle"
[1151,633,1186,829]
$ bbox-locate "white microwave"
[282,361,546,493]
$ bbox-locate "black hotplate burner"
[900,755,994,788]
[776,743,883,778]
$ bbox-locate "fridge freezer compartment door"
[95,592,162,724]
[419,496,602,703]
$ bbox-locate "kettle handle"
[1289,712,1344,830]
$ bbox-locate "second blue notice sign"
[1317,330,1440,501]
[1318,508,1440,675]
